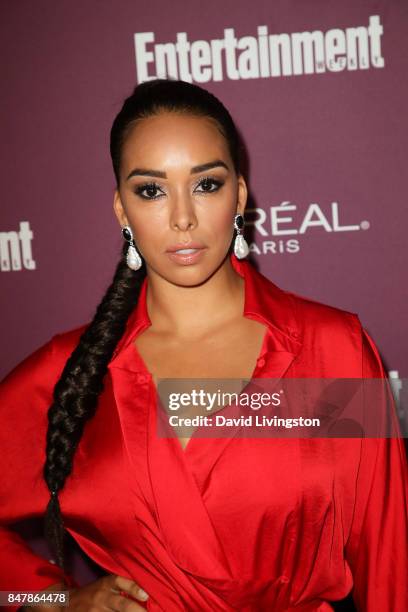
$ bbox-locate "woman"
[0,79,407,612]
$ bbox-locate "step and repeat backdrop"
[1,0,407,593]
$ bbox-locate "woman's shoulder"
[49,322,89,360]
[287,288,368,367]
[256,266,362,342]
[0,323,94,439]
[1,322,89,389]
[286,288,361,336]
[281,287,386,376]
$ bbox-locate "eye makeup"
[132,175,225,201]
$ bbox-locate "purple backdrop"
[1,0,407,589]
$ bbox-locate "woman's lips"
[166,247,207,265]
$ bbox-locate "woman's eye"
[195,177,223,193]
[134,183,163,200]
[133,177,223,200]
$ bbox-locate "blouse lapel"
[107,279,157,522]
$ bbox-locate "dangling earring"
[122,225,143,270]
[233,213,249,259]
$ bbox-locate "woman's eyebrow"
[126,159,229,181]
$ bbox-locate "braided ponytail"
[43,242,146,573]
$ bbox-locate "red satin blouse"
[0,253,407,611]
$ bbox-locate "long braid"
[43,241,146,573]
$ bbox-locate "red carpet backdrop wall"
[1,0,407,587]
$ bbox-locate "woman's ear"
[113,189,129,227]
[236,174,248,216]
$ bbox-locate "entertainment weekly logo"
[134,15,384,83]
[0,221,36,272]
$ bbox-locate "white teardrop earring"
[122,225,143,271]
[233,214,249,259]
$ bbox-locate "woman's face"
[113,111,248,286]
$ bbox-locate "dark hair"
[110,78,243,187]
[43,78,243,577]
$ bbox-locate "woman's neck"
[144,256,245,340]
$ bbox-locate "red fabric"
[0,253,407,611]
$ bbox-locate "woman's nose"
[169,191,198,231]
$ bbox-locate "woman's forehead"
[121,113,231,170]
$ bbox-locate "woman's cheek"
[130,210,164,250]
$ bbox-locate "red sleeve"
[344,324,408,611]
[0,337,79,611]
